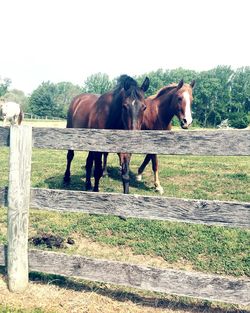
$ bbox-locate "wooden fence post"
[7,125,32,292]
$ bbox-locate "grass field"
[0,120,249,312]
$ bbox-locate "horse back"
[88,93,114,129]
[67,94,99,128]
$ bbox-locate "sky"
[0,0,249,95]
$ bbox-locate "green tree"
[230,67,250,113]
[3,89,29,111]
[53,82,82,117]
[29,81,82,118]
[82,73,113,94]
[29,81,60,117]
[0,77,11,98]
[193,66,234,127]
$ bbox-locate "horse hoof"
[155,186,164,195]
[85,182,93,191]
[103,170,108,177]
[63,176,71,184]
[136,174,142,182]
[86,187,93,192]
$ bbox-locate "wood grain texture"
[32,128,250,155]
[0,245,249,305]
[0,126,10,146]
[31,188,250,228]
[7,125,32,292]
[1,186,249,228]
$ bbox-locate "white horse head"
[0,101,23,126]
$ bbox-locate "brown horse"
[63,74,150,193]
[102,79,195,194]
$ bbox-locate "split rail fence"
[0,126,249,305]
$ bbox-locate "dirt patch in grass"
[65,235,195,272]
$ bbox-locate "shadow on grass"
[24,271,247,313]
[43,166,152,193]
[0,266,247,312]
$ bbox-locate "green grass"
[0,305,46,313]
[0,147,249,278]
[1,147,249,201]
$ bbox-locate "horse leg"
[119,153,131,194]
[151,154,164,194]
[93,152,103,192]
[63,150,74,184]
[136,154,152,181]
[85,151,94,191]
[102,152,109,176]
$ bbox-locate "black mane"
[114,75,142,99]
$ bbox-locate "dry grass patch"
[22,120,66,128]
[0,273,248,313]
[64,234,195,272]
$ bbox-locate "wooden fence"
[0,126,249,305]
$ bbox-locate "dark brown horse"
[102,79,195,194]
[63,75,150,193]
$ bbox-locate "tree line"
[0,66,249,128]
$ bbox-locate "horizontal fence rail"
[1,126,250,155]
[1,187,249,228]
[0,245,249,305]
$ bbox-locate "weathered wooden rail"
[0,125,249,305]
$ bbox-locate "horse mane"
[114,75,141,98]
[149,83,178,100]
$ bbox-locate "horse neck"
[144,94,174,130]
[106,92,123,129]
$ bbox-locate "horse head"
[119,75,150,130]
[171,79,195,129]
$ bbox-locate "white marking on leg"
[183,91,192,126]
[154,171,164,194]
[136,174,142,181]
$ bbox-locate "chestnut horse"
[102,79,195,194]
[63,75,150,193]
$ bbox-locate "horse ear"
[177,79,184,90]
[141,77,150,92]
[123,77,132,91]
[190,80,196,88]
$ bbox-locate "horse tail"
[18,110,23,125]
[66,108,73,128]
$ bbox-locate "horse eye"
[142,104,147,111]
[178,97,182,102]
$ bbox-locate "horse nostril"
[183,118,187,124]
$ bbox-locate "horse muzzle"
[180,119,191,129]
